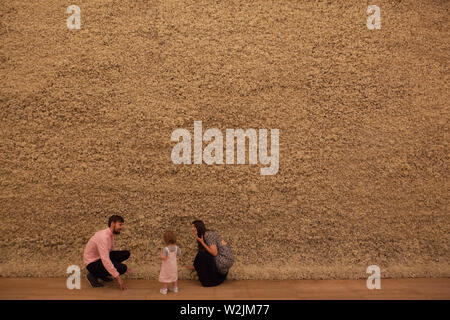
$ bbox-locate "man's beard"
[113,229,121,235]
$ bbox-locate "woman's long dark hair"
[192,220,209,251]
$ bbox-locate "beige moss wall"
[0,0,448,279]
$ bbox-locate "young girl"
[159,230,181,294]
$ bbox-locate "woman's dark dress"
[193,231,234,287]
[194,249,228,287]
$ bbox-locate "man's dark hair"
[108,215,124,227]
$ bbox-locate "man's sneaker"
[86,273,104,287]
[169,286,179,293]
[160,288,168,295]
[99,275,113,282]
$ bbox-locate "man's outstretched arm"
[97,239,127,290]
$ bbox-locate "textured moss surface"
[0,0,448,279]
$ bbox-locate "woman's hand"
[196,234,205,244]
[185,265,195,271]
[191,225,217,256]
[192,225,206,245]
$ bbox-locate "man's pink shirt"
[83,228,119,278]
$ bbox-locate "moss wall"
[0,0,448,279]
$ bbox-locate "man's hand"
[116,276,127,290]
[185,265,195,271]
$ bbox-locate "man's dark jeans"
[86,250,130,278]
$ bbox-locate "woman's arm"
[198,236,218,257]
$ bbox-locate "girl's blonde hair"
[163,230,177,245]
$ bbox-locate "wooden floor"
[0,277,449,300]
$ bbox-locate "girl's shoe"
[160,288,168,295]
[169,286,178,293]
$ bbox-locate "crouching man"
[83,215,130,290]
